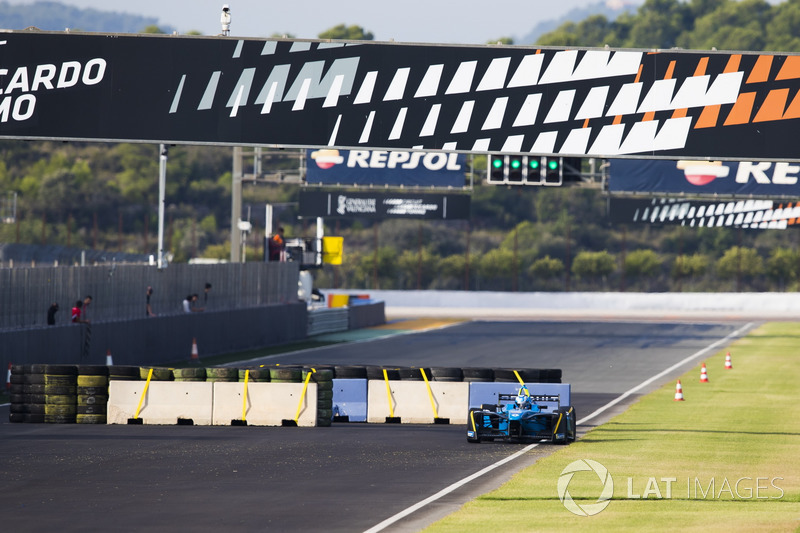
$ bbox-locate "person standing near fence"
[47,303,59,325]
[146,286,156,317]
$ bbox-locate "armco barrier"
[468,382,571,409]
[332,379,368,422]
[107,381,214,425]
[211,382,317,427]
[367,380,469,424]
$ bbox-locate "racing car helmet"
[515,385,531,408]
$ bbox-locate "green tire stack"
[305,367,334,427]
[238,368,271,382]
[139,367,173,381]
[173,367,207,382]
[77,365,109,424]
[268,366,303,383]
[44,364,78,424]
[205,367,238,382]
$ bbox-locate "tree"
[141,25,166,34]
[766,247,798,289]
[624,249,662,279]
[572,250,616,286]
[672,253,710,279]
[716,246,764,280]
[528,255,565,279]
[488,37,514,45]
[318,24,374,41]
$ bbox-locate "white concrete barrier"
[107,381,214,425]
[211,382,317,427]
[367,380,469,424]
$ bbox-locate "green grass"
[426,322,800,532]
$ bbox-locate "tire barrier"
[43,364,78,424]
[305,368,333,426]
[76,366,109,424]
[11,363,563,427]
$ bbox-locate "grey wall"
[1,303,308,369]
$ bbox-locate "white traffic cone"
[191,338,199,362]
[700,363,709,383]
[105,349,113,366]
[725,352,733,370]
[674,380,685,401]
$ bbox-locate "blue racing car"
[467,386,576,444]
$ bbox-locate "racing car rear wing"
[497,393,561,411]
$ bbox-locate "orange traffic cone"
[674,380,685,401]
[700,363,709,383]
[724,352,733,370]
[191,338,199,361]
[105,349,114,366]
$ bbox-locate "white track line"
[578,321,755,425]
[363,321,756,533]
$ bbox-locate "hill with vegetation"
[1,2,800,294]
[0,1,171,33]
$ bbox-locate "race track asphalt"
[0,320,753,532]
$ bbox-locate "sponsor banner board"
[299,190,470,220]
[609,196,800,229]
[609,159,800,197]
[305,149,466,187]
[5,31,800,160]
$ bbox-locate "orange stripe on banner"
[672,108,688,119]
[613,115,622,125]
[747,55,773,84]
[781,89,800,119]
[694,57,709,76]
[754,88,790,122]
[634,64,643,83]
[643,111,656,122]
[536,49,541,54]
[723,92,756,125]
[724,55,742,73]
[583,118,589,128]
[776,56,800,80]
[695,104,721,128]
[665,61,676,80]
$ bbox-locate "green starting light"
[528,159,540,169]
[510,158,522,170]
[548,159,559,170]
[492,158,503,169]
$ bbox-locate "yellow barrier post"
[232,369,250,426]
[420,368,449,424]
[383,369,400,423]
[128,368,153,424]
[283,368,314,426]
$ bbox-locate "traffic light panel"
[488,154,506,183]
[543,157,562,186]
[508,155,524,182]
[562,157,583,182]
[527,157,542,184]
[486,154,569,186]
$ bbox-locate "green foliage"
[489,37,515,45]
[528,255,565,279]
[624,249,662,279]
[672,253,710,278]
[715,246,764,280]
[766,247,798,287]
[141,25,166,34]
[318,24,374,41]
[536,0,800,52]
[572,250,616,282]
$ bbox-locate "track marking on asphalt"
[363,441,541,533]
[364,321,756,533]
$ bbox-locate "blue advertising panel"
[610,159,800,197]
[305,149,466,187]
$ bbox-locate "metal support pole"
[231,146,243,262]
[157,144,168,268]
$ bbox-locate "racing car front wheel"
[467,408,483,443]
